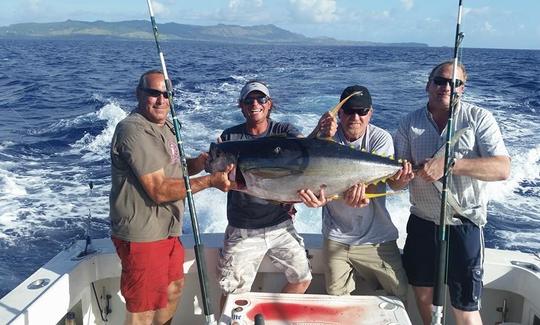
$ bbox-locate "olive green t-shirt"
[109,112,183,242]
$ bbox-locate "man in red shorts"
[110,70,235,325]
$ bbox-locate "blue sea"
[0,39,539,299]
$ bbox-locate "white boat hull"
[1,234,539,324]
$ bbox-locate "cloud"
[151,1,167,15]
[400,0,414,11]
[463,6,491,17]
[228,0,263,11]
[19,0,43,13]
[199,0,269,24]
[481,21,495,33]
[289,0,338,23]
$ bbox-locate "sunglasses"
[342,106,370,116]
[242,96,269,105]
[432,76,464,88]
[142,87,172,99]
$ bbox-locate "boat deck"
[1,234,539,324]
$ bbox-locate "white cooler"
[219,292,412,325]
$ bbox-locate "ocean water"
[0,39,539,298]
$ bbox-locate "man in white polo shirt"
[393,61,511,325]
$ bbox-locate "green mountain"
[0,20,428,47]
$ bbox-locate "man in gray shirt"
[299,85,410,303]
[110,70,235,325]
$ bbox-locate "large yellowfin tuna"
[205,137,402,203]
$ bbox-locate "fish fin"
[267,133,292,139]
[367,175,389,186]
[326,194,340,201]
[432,181,467,217]
[309,91,362,138]
[412,127,472,170]
[365,191,405,199]
[433,127,472,158]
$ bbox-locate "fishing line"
[145,1,216,324]
[431,1,465,324]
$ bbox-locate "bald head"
[428,61,468,84]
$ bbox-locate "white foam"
[70,101,127,160]
[0,141,14,150]
[0,169,27,240]
[192,188,229,233]
[293,204,322,233]
[0,172,27,197]
[492,230,540,251]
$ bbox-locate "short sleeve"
[369,127,394,157]
[475,110,509,158]
[118,128,169,178]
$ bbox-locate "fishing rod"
[431,0,465,324]
[145,1,216,324]
[77,181,97,258]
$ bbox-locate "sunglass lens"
[433,77,463,87]
[243,97,268,105]
[343,107,369,116]
[144,88,170,98]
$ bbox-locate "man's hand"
[209,163,237,192]
[317,112,338,138]
[343,183,370,208]
[417,157,445,182]
[187,152,209,175]
[298,188,328,208]
[388,160,415,190]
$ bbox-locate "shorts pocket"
[224,226,245,242]
[470,266,483,303]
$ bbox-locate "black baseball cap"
[340,85,372,112]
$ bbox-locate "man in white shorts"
[216,80,312,309]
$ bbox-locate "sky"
[1,0,539,50]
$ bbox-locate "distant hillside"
[0,20,428,47]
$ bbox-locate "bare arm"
[418,155,511,182]
[452,155,511,181]
[139,164,236,204]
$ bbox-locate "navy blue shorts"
[402,214,484,311]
